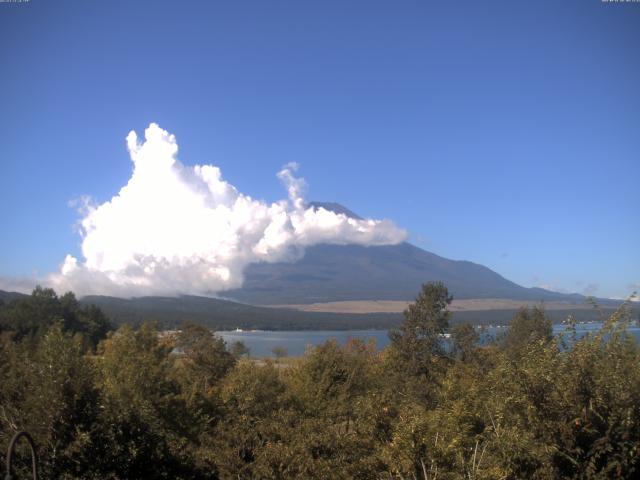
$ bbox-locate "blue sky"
[1,0,638,299]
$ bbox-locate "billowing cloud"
[49,123,406,297]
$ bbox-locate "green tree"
[75,303,112,349]
[502,306,552,356]
[175,322,235,394]
[92,323,196,479]
[212,361,289,478]
[451,323,479,362]
[290,339,378,417]
[0,324,101,479]
[0,286,62,340]
[0,287,111,348]
[230,340,250,358]
[387,282,452,393]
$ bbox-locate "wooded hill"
[2,289,632,330]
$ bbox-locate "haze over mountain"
[223,203,585,306]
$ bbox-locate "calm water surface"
[218,323,640,358]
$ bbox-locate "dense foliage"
[1,284,639,479]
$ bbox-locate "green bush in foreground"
[1,285,639,479]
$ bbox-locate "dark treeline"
[81,294,405,331]
[5,288,630,331]
[1,284,639,479]
[73,294,639,330]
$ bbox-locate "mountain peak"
[308,202,363,220]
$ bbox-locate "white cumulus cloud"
[49,123,406,297]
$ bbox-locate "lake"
[218,322,640,358]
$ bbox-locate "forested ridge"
[1,284,639,479]
[3,289,628,331]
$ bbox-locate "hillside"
[0,289,27,303]
[223,242,584,305]
[1,288,632,330]
[221,202,586,305]
[80,294,403,330]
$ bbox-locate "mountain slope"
[223,202,583,305]
[0,290,28,303]
[223,242,580,304]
